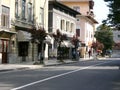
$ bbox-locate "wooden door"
[1,40,8,64]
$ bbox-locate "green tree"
[94,24,114,51]
[92,41,104,51]
[30,27,47,63]
[104,0,120,29]
[52,29,67,61]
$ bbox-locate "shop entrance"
[0,40,9,63]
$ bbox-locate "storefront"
[57,40,74,60]
[0,30,16,63]
[17,30,31,62]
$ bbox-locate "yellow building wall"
[61,2,90,15]
[1,0,10,6]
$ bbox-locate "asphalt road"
[0,59,120,90]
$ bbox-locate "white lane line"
[11,61,113,90]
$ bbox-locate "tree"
[104,0,120,29]
[94,24,114,51]
[31,27,47,43]
[71,35,80,60]
[30,27,47,63]
[92,41,104,51]
[71,35,80,48]
[52,29,67,61]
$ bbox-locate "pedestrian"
[88,49,91,58]
[72,49,76,59]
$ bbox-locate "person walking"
[88,49,92,58]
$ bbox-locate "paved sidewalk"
[1,50,119,73]
[0,56,107,72]
[0,63,43,72]
[0,59,78,72]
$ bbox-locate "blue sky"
[94,0,109,25]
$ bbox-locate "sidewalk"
[0,56,106,72]
[0,59,79,72]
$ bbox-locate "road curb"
[44,61,78,66]
[0,67,30,72]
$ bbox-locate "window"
[77,18,80,21]
[73,6,80,12]
[76,29,80,37]
[28,3,32,21]
[61,20,62,30]
[0,40,2,52]
[1,6,10,28]
[22,0,26,19]
[61,19,65,30]
[70,23,74,32]
[40,7,44,26]
[15,0,19,17]
[66,21,69,31]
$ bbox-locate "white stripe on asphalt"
[11,61,113,90]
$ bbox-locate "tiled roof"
[57,0,91,2]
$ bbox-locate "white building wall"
[77,16,94,48]
[113,31,120,43]
[53,9,76,37]
[86,21,93,46]
[49,8,77,58]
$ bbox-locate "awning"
[44,35,54,44]
[17,31,31,41]
[0,30,17,40]
[61,40,74,47]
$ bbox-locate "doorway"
[0,40,9,64]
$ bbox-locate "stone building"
[0,0,48,64]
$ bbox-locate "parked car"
[105,49,112,57]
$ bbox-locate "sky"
[94,0,109,26]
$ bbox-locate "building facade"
[0,0,17,63]
[113,30,120,49]
[0,0,48,64]
[48,1,80,59]
[57,0,98,57]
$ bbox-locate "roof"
[86,15,98,24]
[49,1,81,15]
[57,0,91,2]
[77,14,98,24]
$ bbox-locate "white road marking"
[11,61,113,90]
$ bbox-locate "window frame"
[28,2,32,22]
[22,0,26,19]
[15,0,19,17]
[1,5,10,28]
[40,7,44,26]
